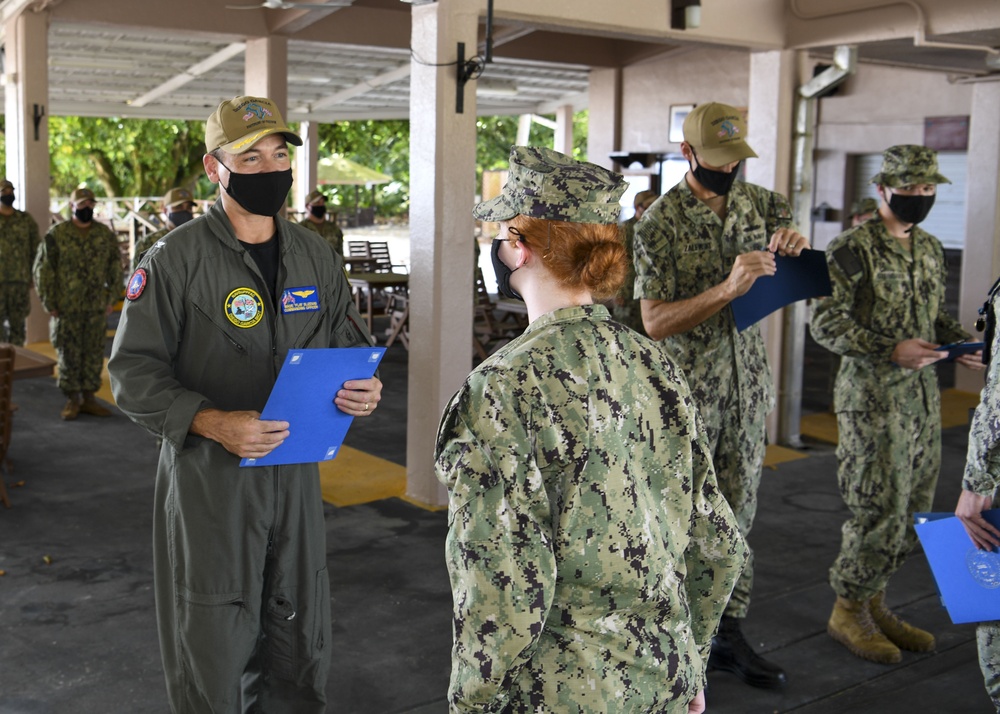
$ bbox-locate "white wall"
[811,64,974,249]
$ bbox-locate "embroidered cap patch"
[225,287,264,328]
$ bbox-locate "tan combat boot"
[60,393,80,421]
[79,392,111,417]
[827,596,902,664]
[868,591,935,652]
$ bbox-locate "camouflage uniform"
[298,217,343,256]
[435,304,747,713]
[133,227,169,271]
[0,208,40,345]
[32,219,122,395]
[963,286,1000,710]
[811,215,968,601]
[633,177,794,618]
[612,216,646,335]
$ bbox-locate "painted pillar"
[586,67,622,169]
[956,81,1000,393]
[295,120,320,215]
[405,0,479,507]
[5,9,51,344]
[745,49,796,443]
[553,104,574,155]
[244,36,288,113]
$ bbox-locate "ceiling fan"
[227,0,353,10]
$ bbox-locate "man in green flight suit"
[812,144,984,664]
[298,188,344,256]
[634,101,813,690]
[33,187,121,420]
[109,95,382,714]
[0,179,40,345]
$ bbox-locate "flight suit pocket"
[175,587,256,706]
[263,568,330,681]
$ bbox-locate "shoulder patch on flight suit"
[126,268,147,301]
[225,287,264,328]
[833,246,863,278]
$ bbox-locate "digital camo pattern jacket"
[632,179,794,423]
[434,304,747,713]
[964,288,1000,497]
[811,216,968,415]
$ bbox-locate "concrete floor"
[1,323,995,713]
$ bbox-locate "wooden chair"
[473,268,522,359]
[0,344,16,508]
[384,294,410,349]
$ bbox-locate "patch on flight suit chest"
[225,287,264,328]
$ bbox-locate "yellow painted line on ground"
[763,444,809,470]
[319,446,406,507]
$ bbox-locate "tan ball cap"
[205,96,302,154]
[682,102,758,167]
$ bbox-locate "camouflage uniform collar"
[524,303,610,333]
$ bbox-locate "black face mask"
[0,193,15,206]
[168,210,194,227]
[219,162,293,217]
[309,205,326,219]
[691,151,741,197]
[491,239,523,301]
[74,206,94,223]
[887,192,935,226]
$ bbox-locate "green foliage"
[47,117,208,199]
[316,110,588,219]
[0,110,589,213]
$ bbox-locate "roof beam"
[130,42,246,108]
[293,61,411,112]
[267,0,353,35]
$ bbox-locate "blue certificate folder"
[729,249,832,332]
[934,341,985,362]
[240,347,385,468]
[915,510,1000,624]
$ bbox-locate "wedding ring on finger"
[364,402,370,412]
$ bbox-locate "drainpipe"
[779,45,857,447]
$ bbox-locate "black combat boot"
[707,615,787,689]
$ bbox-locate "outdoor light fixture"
[670,0,701,30]
[399,0,436,5]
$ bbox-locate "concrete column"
[244,36,288,113]
[295,120,320,214]
[956,81,1000,393]
[5,9,51,344]
[553,104,574,155]
[746,50,796,443]
[586,67,622,169]
[406,0,479,507]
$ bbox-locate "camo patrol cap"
[164,187,195,209]
[870,144,950,188]
[70,187,96,203]
[473,146,628,225]
[305,189,326,204]
[205,95,302,154]
[849,197,878,217]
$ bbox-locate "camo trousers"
[0,282,30,345]
[50,312,107,394]
[698,379,766,619]
[829,407,939,600]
